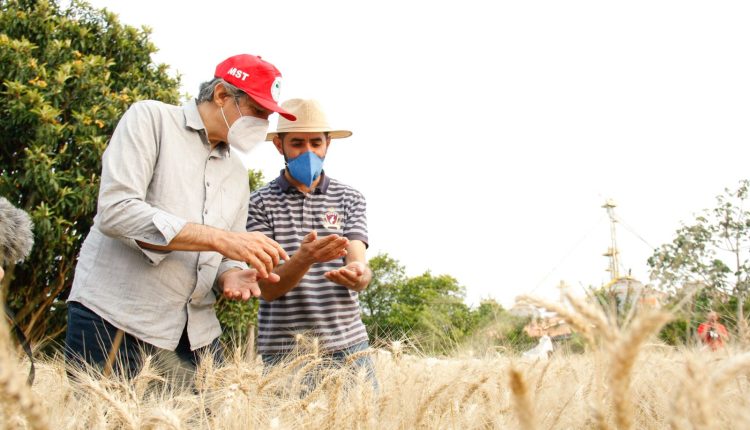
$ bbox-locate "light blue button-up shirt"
[69,99,249,350]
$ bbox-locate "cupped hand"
[220,268,281,301]
[325,261,368,290]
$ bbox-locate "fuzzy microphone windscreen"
[0,197,34,265]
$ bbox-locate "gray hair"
[196,78,248,104]
[0,197,34,265]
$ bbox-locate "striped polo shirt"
[247,171,369,354]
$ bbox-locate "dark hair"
[276,132,330,143]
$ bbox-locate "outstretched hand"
[220,268,280,301]
[325,261,371,291]
[297,230,349,265]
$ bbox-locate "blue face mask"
[286,151,324,187]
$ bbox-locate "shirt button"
[204,210,208,215]
[198,266,202,272]
[206,182,210,187]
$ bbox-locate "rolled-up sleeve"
[96,102,187,265]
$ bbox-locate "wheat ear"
[509,368,536,430]
[80,376,138,430]
[518,295,595,345]
[415,380,453,428]
[610,311,672,430]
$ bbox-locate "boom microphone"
[0,196,34,265]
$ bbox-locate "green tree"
[0,0,180,343]
[359,253,476,353]
[359,253,407,338]
[648,179,750,340]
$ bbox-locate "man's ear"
[273,136,284,155]
[213,82,230,107]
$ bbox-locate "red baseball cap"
[214,54,296,121]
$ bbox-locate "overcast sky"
[84,0,750,307]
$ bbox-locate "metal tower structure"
[602,199,620,281]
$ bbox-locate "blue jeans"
[65,301,221,386]
[262,340,378,391]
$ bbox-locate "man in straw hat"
[246,98,375,379]
[66,54,295,381]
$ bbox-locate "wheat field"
[2,296,749,429]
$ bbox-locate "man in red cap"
[66,54,295,385]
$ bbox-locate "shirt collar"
[183,99,204,131]
[183,99,230,158]
[275,169,330,194]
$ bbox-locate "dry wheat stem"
[460,375,489,405]
[257,353,318,393]
[325,370,348,430]
[517,295,596,345]
[140,407,185,430]
[344,348,373,365]
[610,311,672,430]
[0,316,49,430]
[415,380,454,429]
[534,360,551,396]
[509,368,536,430]
[564,291,616,342]
[80,376,138,430]
[709,351,750,391]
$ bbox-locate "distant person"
[697,311,729,351]
[65,54,296,382]
[246,99,375,381]
[522,333,554,360]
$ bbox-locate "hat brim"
[266,129,352,141]
[246,93,297,121]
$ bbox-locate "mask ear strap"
[234,97,243,116]
[281,144,290,166]
[219,105,231,129]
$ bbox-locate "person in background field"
[65,54,296,385]
[246,98,376,384]
[697,311,729,351]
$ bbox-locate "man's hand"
[325,261,371,292]
[219,268,281,301]
[214,231,289,279]
[296,230,349,265]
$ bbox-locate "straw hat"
[265,98,352,141]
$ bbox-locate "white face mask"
[220,99,269,154]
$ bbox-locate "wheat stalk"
[609,311,672,430]
[140,406,185,430]
[415,380,453,428]
[517,295,596,345]
[0,307,48,430]
[509,368,536,430]
[564,291,617,343]
[79,375,138,430]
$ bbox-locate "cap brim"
[246,93,297,121]
[266,129,353,141]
